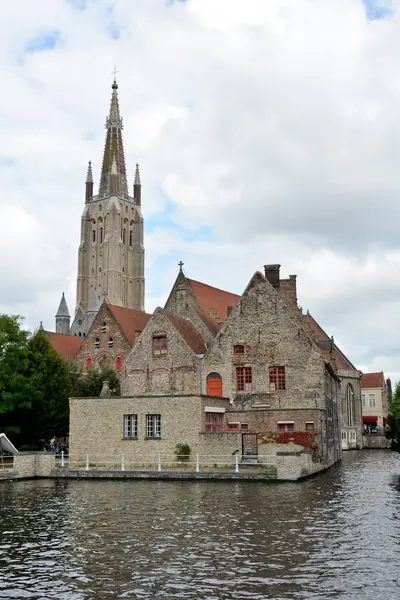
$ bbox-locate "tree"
[0,315,39,440]
[385,381,400,451]
[27,331,72,442]
[69,362,120,398]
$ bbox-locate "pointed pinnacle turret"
[134,163,141,185]
[98,78,128,198]
[56,292,70,318]
[86,160,93,183]
[88,288,100,313]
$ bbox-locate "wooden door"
[206,373,222,397]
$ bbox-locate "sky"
[0,0,399,381]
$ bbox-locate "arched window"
[100,227,103,243]
[99,204,102,211]
[234,345,245,355]
[87,357,93,369]
[129,230,132,246]
[92,229,96,242]
[206,373,223,397]
[123,229,126,244]
[116,356,122,371]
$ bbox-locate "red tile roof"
[361,372,385,389]
[188,278,240,324]
[166,313,207,354]
[44,331,83,361]
[303,313,355,371]
[107,305,152,345]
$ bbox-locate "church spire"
[98,77,128,198]
[134,163,141,205]
[85,160,93,203]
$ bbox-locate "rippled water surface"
[1,451,400,599]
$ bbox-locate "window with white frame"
[146,414,161,439]
[368,393,376,407]
[361,394,366,408]
[123,414,138,439]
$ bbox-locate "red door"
[206,373,222,397]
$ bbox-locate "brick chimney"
[264,264,281,288]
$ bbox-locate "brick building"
[75,302,151,372]
[361,371,390,430]
[304,312,363,450]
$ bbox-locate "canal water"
[0,450,399,599]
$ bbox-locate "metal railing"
[55,452,276,474]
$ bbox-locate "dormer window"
[108,337,114,348]
[95,337,100,348]
[152,335,167,355]
[234,345,245,354]
[101,321,106,333]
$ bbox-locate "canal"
[0,450,399,599]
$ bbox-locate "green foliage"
[26,331,72,441]
[174,443,191,462]
[69,362,120,397]
[385,381,400,452]
[0,315,40,438]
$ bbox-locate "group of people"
[43,437,68,453]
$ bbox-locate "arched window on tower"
[100,227,103,243]
[129,230,132,247]
[92,229,96,243]
[123,229,126,244]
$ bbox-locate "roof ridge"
[187,278,240,298]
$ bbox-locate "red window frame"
[152,335,167,355]
[278,422,294,433]
[205,412,224,432]
[233,345,245,354]
[269,366,286,391]
[236,366,252,392]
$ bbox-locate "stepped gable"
[107,304,152,345]
[303,312,355,371]
[44,331,83,361]
[165,313,207,355]
[361,372,384,388]
[187,278,240,325]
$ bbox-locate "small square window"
[305,422,314,431]
[278,422,294,433]
[234,345,245,354]
[152,335,167,355]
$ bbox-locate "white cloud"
[1,0,400,379]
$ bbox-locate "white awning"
[0,433,19,454]
[205,407,226,413]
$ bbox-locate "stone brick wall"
[121,309,201,397]
[70,395,231,461]
[225,408,324,434]
[75,303,131,372]
[13,453,55,478]
[202,273,327,410]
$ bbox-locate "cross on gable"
[178,261,184,272]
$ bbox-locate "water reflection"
[0,451,399,599]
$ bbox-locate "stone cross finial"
[178,261,184,272]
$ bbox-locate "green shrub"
[174,443,191,462]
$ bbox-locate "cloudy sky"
[0,0,399,380]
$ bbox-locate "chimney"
[264,264,281,288]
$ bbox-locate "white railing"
[55,452,275,474]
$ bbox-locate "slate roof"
[303,312,356,371]
[107,305,152,345]
[187,278,240,324]
[361,372,385,389]
[56,293,70,318]
[44,331,83,361]
[166,313,207,354]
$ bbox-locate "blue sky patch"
[24,31,62,53]
[65,0,88,9]
[362,0,394,19]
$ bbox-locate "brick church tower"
[55,77,145,337]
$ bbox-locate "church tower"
[76,77,145,314]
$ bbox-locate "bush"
[174,443,191,462]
